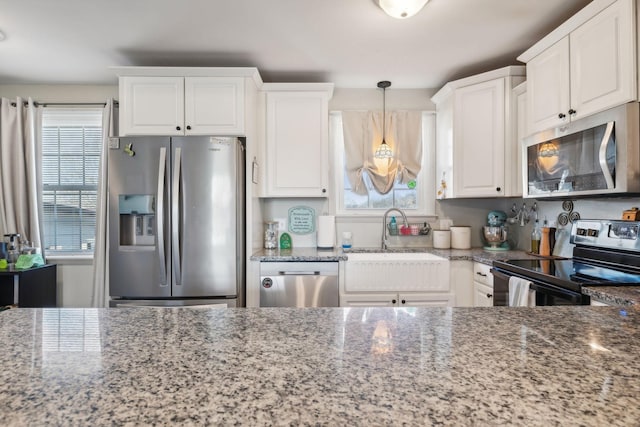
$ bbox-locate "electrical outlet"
[275,218,287,232]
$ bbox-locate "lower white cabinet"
[450,260,474,307]
[473,262,494,307]
[342,292,454,308]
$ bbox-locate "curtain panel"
[342,110,422,195]
[91,99,117,307]
[0,97,43,252]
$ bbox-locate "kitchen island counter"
[1,306,639,426]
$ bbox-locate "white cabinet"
[432,66,525,198]
[450,260,474,307]
[473,262,494,307]
[521,0,636,134]
[342,292,454,308]
[119,76,245,136]
[510,83,526,197]
[263,85,333,197]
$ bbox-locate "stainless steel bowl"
[483,226,507,248]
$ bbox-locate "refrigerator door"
[171,136,243,298]
[109,137,171,298]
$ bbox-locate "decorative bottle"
[531,220,541,254]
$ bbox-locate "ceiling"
[0,0,592,89]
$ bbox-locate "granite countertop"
[2,306,639,425]
[250,246,537,264]
[582,286,640,307]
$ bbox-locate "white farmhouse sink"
[344,251,449,293]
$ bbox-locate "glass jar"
[264,221,278,249]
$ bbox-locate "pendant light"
[376,0,430,19]
[374,80,393,159]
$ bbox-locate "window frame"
[330,110,436,217]
[40,107,103,256]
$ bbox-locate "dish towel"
[509,276,535,307]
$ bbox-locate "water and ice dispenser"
[119,195,156,247]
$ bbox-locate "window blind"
[41,108,103,253]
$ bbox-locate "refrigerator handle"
[157,147,168,286]
[172,147,182,286]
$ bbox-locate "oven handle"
[491,268,585,305]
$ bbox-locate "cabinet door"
[570,0,636,121]
[265,92,329,197]
[119,76,184,136]
[184,77,245,135]
[506,84,526,197]
[526,37,570,134]
[341,293,397,307]
[398,293,454,307]
[453,78,505,197]
[473,282,494,307]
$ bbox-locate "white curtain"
[91,99,117,307]
[0,97,44,252]
[342,110,422,195]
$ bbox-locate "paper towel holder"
[317,215,336,250]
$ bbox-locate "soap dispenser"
[389,216,398,236]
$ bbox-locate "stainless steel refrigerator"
[108,136,245,307]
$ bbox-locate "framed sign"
[288,206,315,235]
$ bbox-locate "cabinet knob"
[496,187,501,192]
[186,125,192,130]
[558,113,566,119]
[487,293,493,299]
[322,188,327,193]
[568,109,576,115]
[401,299,406,304]
[176,126,181,131]
[392,299,397,304]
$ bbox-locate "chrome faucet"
[381,208,409,250]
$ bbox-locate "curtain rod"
[10,101,119,107]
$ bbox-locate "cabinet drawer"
[473,262,493,286]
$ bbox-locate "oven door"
[491,268,590,306]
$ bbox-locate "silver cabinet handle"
[157,147,167,286]
[172,147,182,286]
[599,121,615,189]
[278,271,321,276]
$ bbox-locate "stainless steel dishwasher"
[259,262,339,307]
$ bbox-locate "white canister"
[450,226,471,249]
[432,230,451,249]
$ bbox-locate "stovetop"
[501,259,640,286]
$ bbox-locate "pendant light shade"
[374,80,393,159]
[376,0,430,19]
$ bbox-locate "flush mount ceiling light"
[374,80,393,160]
[375,0,430,19]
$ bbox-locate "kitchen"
[2,0,640,424]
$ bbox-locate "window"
[331,111,436,216]
[41,108,103,254]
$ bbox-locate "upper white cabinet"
[113,67,261,137]
[119,76,244,136]
[519,0,636,135]
[432,66,525,199]
[262,84,333,197]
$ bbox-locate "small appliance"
[482,211,509,251]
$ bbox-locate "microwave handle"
[599,121,615,189]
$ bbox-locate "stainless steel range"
[492,219,640,306]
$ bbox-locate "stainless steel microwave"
[523,102,640,198]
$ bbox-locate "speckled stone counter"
[250,246,536,265]
[250,247,347,261]
[1,306,639,426]
[583,286,640,307]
